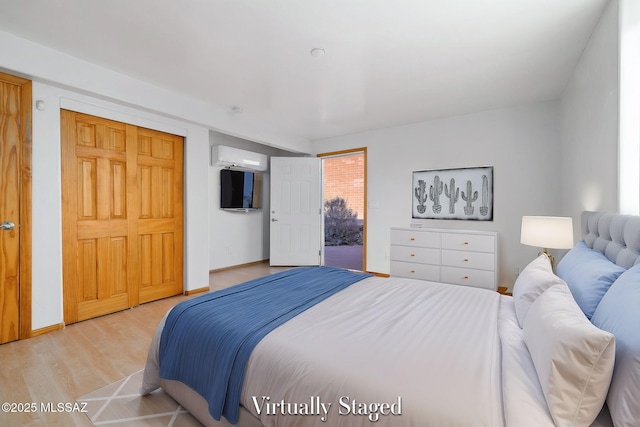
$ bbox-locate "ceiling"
[0,0,608,143]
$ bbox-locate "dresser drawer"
[441,266,495,290]
[390,229,440,248]
[390,245,440,264]
[441,249,494,271]
[390,261,440,282]
[441,233,495,253]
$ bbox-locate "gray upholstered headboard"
[581,211,640,269]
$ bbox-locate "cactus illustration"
[461,180,478,215]
[480,175,489,216]
[414,180,428,214]
[444,178,459,214]
[429,175,443,214]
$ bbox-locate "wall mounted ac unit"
[210,145,268,171]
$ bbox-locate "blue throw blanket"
[158,266,371,424]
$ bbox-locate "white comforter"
[143,276,504,426]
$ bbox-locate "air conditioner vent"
[210,145,268,171]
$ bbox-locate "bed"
[141,211,640,427]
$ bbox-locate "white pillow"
[513,254,566,327]
[523,285,615,427]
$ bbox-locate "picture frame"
[412,166,493,220]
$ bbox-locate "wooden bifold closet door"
[61,110,183,324]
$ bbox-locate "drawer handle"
[464,258,469,262]
[464,275,469,279]
[410,270,415,273]
[464,241,469,245]
[410,237,415,241]
[410,253,415,257]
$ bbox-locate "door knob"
[1,221,15,230]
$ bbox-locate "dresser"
[390,227,498,290]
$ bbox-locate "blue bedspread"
[158,266,371,424]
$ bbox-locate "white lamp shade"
[521,216,574,249]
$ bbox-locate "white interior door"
[270,157,322,266]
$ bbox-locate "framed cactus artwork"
[412,166,493,220]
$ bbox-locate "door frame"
[317,147,367,272]
[0,72,33,340]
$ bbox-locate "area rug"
[77,370,202,426]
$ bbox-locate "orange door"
[61,111,183,324]
[136,127,184,304]
[0,77,23,343]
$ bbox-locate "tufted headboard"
[581,211,640,269]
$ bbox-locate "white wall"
[208,132,302,269]
[560,0,620,228]
[313,101,562,287]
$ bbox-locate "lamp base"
[540,248,555,271]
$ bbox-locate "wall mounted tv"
[220,168,263,211]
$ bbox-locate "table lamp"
[520,216,574,270]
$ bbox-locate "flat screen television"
[220,169,262,211]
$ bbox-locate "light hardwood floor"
[0,262,290,427]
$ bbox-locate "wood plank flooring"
[0,262,290,427]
